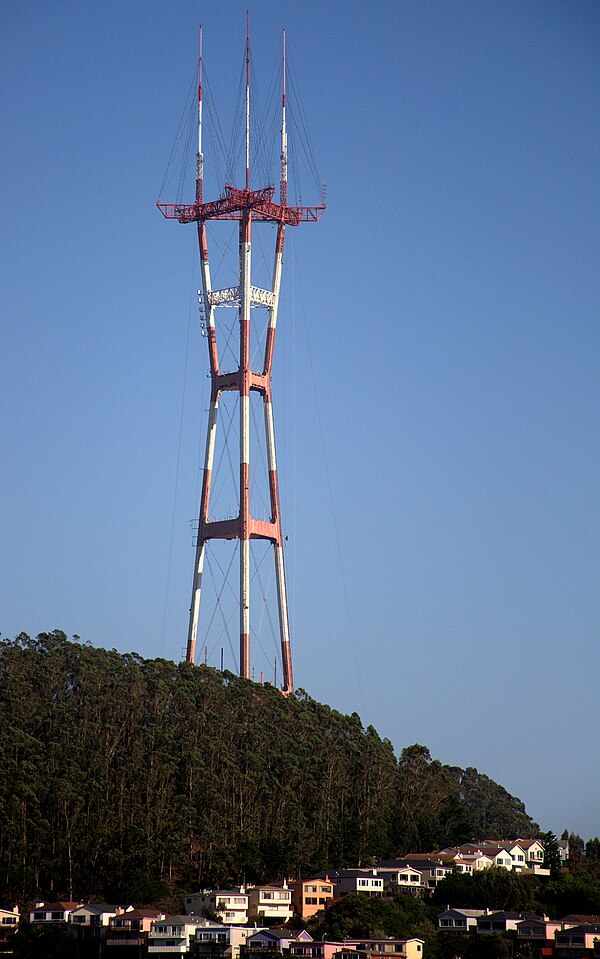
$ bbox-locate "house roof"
[112,909,163,920]
[562,915,600,924]
[32,902,82,911]
[557,924,600,934]
[479,912,537,922]
[156,915,213,925]
[438,909,486,918]
[72,904,131,915]
[248,930,311,942]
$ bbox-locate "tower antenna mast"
[196,24,203,206]
[157,22,325,693]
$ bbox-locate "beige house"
[246,883,293,922]
[335,938,424,959]
[290,878,334,918]
[0,907,19,931]
[70,904,134,927]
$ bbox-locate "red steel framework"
[157,22,325,693]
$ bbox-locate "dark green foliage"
[542,832,561,879]
[437,934,511,959]
[11,924,77,959]
[306,891,437,942]
[431,868,537,912]
[540,871,600,917]
[0,633,397,902]
[445,766,539,839]
[0,633,539,905]
[390,747,537,855]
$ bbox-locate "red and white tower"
[158,23,325,693]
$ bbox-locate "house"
[106,910,165,950]
[376,857,453,890]
[516,917,577,955]
[290,878,334,918]
[70,903,134,928]
[477,912,537,934]
[313,870,384,899]
[246,884,293,922]
[149,915,218,956]
[437,909,486,932]
[244,929,313,956]
[374,864,424,893]
[185,888,249,924]
[517,840,546,866]
[555,923,600,957]
[194,924,266,959]
[29,901,83,923]
[0,909,19,932]
[334,938,425,959]
[290,941,346,959]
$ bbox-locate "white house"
[438,909,486,932]
[185,888,249,924]
[149,915,218,956]
[30,901,83,923]
[70,903,133,927]
[194,924,266,959]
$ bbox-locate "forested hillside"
[0,632,538,905]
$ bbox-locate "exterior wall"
[291,879,334,918]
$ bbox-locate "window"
[322,887,331,894]
[359,880,368,887]
[306,897,317,905]
[263,892,273,900]
[51,912,63,921]
[2,918,17,926]
[73,916,85,924]
[319,898,327,904]
[440,920,451,928]
[518,855,524,861]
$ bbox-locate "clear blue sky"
[2,1,599,840]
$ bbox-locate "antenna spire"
[280,28,287,206]
[245,12,250,190]
[196,24,203,206]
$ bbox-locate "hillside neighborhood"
[4,837,600,958]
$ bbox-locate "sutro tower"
[157,22,325,693]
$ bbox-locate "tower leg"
[239,211,252,678]
[187,395,219,663]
